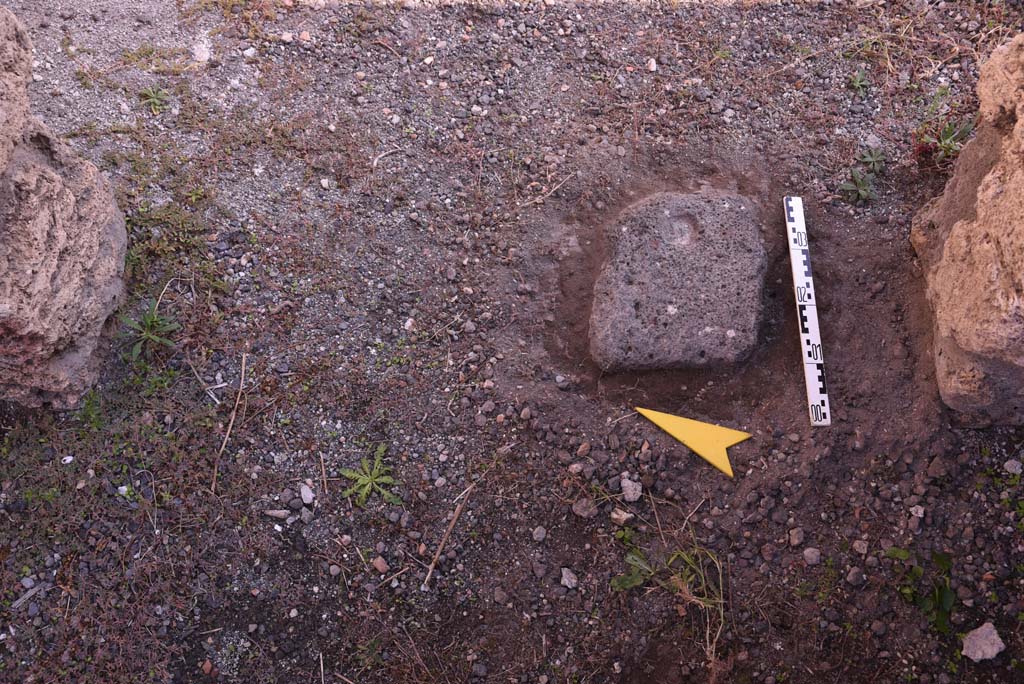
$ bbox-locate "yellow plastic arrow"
[635,407,751,478]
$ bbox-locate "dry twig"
[649,490,667,547]
[185,354,221,405]
[319,452,329,496]
[421,482,476,590]
[521,171,576,207]
[211,352,247,495]
[371,147,402,168]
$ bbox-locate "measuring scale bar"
[783,196,831,427]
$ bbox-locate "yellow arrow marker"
[635,407,751,478]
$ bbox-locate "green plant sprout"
[120,299,179,360]
[839,167,876,204]
[857,147,887,173]
[138,86,170,114]
[849,69,870,97]
[610,528,726,663]
[895,551,957,634]
[341,444,401,506]
[925,119,975,164]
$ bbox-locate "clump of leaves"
[839,167,876,204]
[610,527,726,664]
[138,86,170,114]
[849,69,870,97]
[885,546,912,562]
[355,636,384,670]
[341,444,401,506]
[856,147,887,173]
[120,299,180,361]
[610,544,655,591]
[839,143,889,205]
[911,85,976,169]
[75,391,104,432]
[894,550,957,634]
[74,68,94,90]
[914,118,975,167]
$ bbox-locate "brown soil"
[2,2,1024,684]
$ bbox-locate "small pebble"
[572,497,598,518]
[620,476,643,503]
[846,566,865,586]
[610,508,634,526]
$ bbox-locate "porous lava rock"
[0,8,126,408]
[911,34,1024,424]
[589,190,766,372]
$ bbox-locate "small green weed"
[885,546,911,561]
[609,545,656,591]
[610,527,726,662]
[849,69,870,97]
[23,487,60,505]
[185,187,206,205]
[128,362,181,397]
[816,556,839,605]
[120,299,180,361]
[839,142,888,205]
[123,44,189,74]
[75,391,104,431]
[895,551,957,633]
[138,86,171,115]
[856,147,887,173]
[355,636,383,669]
[915,118,974,167]
[74,68,94,90]
[839,167,876,204]
[912,85,976,169]
[341,444,401,506]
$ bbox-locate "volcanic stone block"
[911,33,1024,425]
[0,9,30,171]
[0,8,126,408]
[589,191,767,372]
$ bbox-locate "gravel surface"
[1,1,1024,683]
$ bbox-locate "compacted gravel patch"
[1,1,1024,683]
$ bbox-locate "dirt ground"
[2,1,1024,683]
